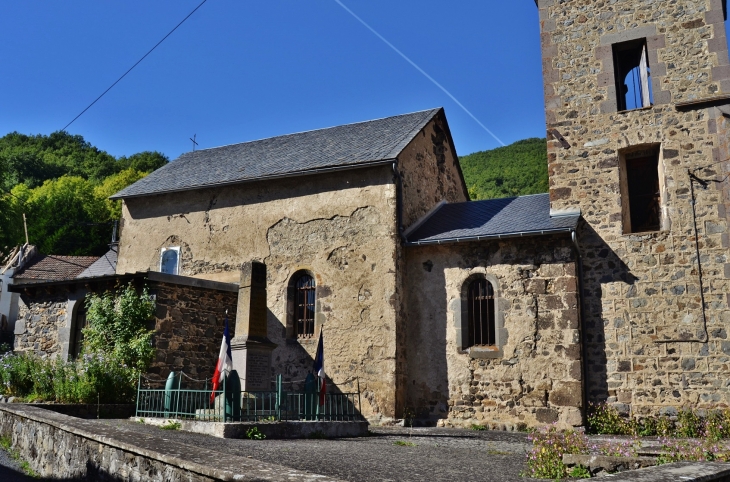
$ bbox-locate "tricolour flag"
[313,327,326,405]
[211,315,232,403]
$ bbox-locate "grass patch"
[246,427,266,440]
[393,441,417,447]
[470,424,488,431]
[0,435,40,478]
[160,420,181,431]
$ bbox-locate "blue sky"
[0,2,727,161]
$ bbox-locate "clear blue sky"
[0,2,727,161]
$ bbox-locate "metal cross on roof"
[190,134,198,152]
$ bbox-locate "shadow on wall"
[404,254,450,426]
[579,221,637,405]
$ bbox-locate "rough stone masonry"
[539,0,730,416]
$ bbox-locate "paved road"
[102,422,538,482]
[0,446,35,482]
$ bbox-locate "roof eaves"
[110,158,397,200]
[404,225,578,247]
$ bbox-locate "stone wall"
[11,275,239,385]
[538,0,730,416]
[117,167,402,421]
[0,404,334,481]
[404,234,583,429]
[14,289,68,357]
[149,280,238,379]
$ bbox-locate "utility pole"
[22,213,28,245]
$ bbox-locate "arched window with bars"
[467,278,496,348]
[293,273,316,338]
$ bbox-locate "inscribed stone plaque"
[245,352,272,391]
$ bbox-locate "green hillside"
[459,138,548,200]
[0,131,168,257]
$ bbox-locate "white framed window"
[160,247,180,275]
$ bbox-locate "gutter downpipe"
[571,228,588,426]
[393,162,406,244]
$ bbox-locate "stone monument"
[230,261,277,392]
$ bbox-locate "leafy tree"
[82,283,156,373]
[94,169,147,220]
[116,151,169,173]
[460,138,548,200]
[22,176,110,256]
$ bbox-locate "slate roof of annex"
[12,254,99,282]
[77,246,118,279]
[405,193,580,245]
[111,109,441,199]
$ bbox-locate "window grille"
[295,274,315,337]
[467,279,496,347]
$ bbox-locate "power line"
[61,0,209,132]
[332,0,506,147]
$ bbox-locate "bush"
[587,402,635,435]
[82,283,155,372]
[523,425,589,479]
[0,352,138,403]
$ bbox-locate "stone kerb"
[0,404,343,481]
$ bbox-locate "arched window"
[467,279,496,347]
[294,274,316,338]
[160,247,180,275]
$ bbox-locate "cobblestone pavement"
[101,421,539,482]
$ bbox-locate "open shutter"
[639,45,651,107]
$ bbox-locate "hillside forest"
[0,131,167,258]
[0,132,548,259]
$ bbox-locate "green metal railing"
[135,372,363,422]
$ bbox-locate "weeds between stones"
[0,435,40,478]
[160,420,182,430]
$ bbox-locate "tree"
[116,151,168,173]
[94,169,147,221]
[22,176,110,255]
[460,138,548,200]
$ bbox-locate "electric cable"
[61,0,209,132]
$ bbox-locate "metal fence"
[135,372,363,422]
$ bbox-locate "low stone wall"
[0,404,342,481]
[27,403,135,419]
[133,417,368,439]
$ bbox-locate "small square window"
[613,39,653,111]
[160,247,180,275]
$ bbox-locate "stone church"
[8,0,730,429]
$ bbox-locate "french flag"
[211,315,232,403]
[313,327,326,405]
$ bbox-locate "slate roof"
[111,109,441,199]
[76,246,117,279]
[12,254,99,282]
[405,193,580,245]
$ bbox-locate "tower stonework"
[538,0,730,416]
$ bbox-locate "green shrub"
[523,426,589,479]
[676,409,702,439]
[160,420,181,430]
[568,465,591,479]
[82,283,155,373]
[586,403,635,435]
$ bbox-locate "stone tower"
[537,0,730,417]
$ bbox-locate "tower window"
[620,147,662,234]
[613,39,653,111]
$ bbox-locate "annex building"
[5,0,730,429]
